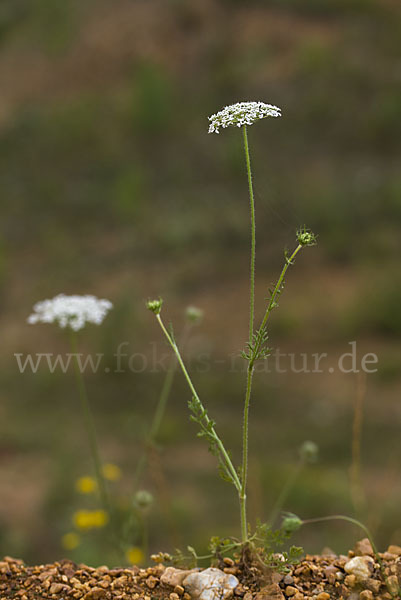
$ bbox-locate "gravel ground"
[0,541,400,600]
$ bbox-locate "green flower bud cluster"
[296,227,317,247]
[146,298,163,315]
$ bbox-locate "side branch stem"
[250,244,303,369]
[155,314,241,493]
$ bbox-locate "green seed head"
[299,440,319,464]
[296,227,317,247]
[185,305,204,324]
[146,298,163,315]
[134,489,154,510]
[281,513,303,535]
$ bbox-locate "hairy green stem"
[148,324,191,444]
[240,364,254,542]
[250,244,303,368]
[243,124,256,347]
[239,244,304,542]
[240,124,257,544]
[155,313,241,492]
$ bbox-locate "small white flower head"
[27,294,113,331]
[208,101,281,134]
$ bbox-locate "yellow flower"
[61,532,80,550]
[91,509,109,528]
[73,509,109,530]
[126,546,145,565]
[75,476,97,494]
[73,510,93,530]
[102,463,122,481]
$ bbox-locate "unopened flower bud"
[147,298,163,315]
[151,552,172,564]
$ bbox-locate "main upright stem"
[240,124,257,543]
[243,125,256,347]
[240,363,253,542]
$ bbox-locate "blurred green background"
[0,0,400,566]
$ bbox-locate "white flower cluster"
[208,101,281,134]
[28,294,113,331]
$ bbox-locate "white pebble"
[183,567,239,600]
[344,556,374,581]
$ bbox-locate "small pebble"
[49,583,65,594]
[344,575,357,588]
[234,584,246,597]
[183,567,239,600]
[285,586,298,597]
[344,556,374,581]
[161,567,197,588]
[175,584,185,596]
[366,578,381,593]
[387,545,401,556]
[146,575,158,589]
[224,567,238,575]
[354,539,373,557]
[385,575,399,597]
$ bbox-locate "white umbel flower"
[28,294,113,331]
[208,101,281,134]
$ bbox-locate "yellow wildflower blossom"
[126,546,145,565]
[102,463,122,481]
[61,532,80,550]
[75,476,97,494]
[73,510,93,530]
[91,509,109,527]
[73,509,109,530]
